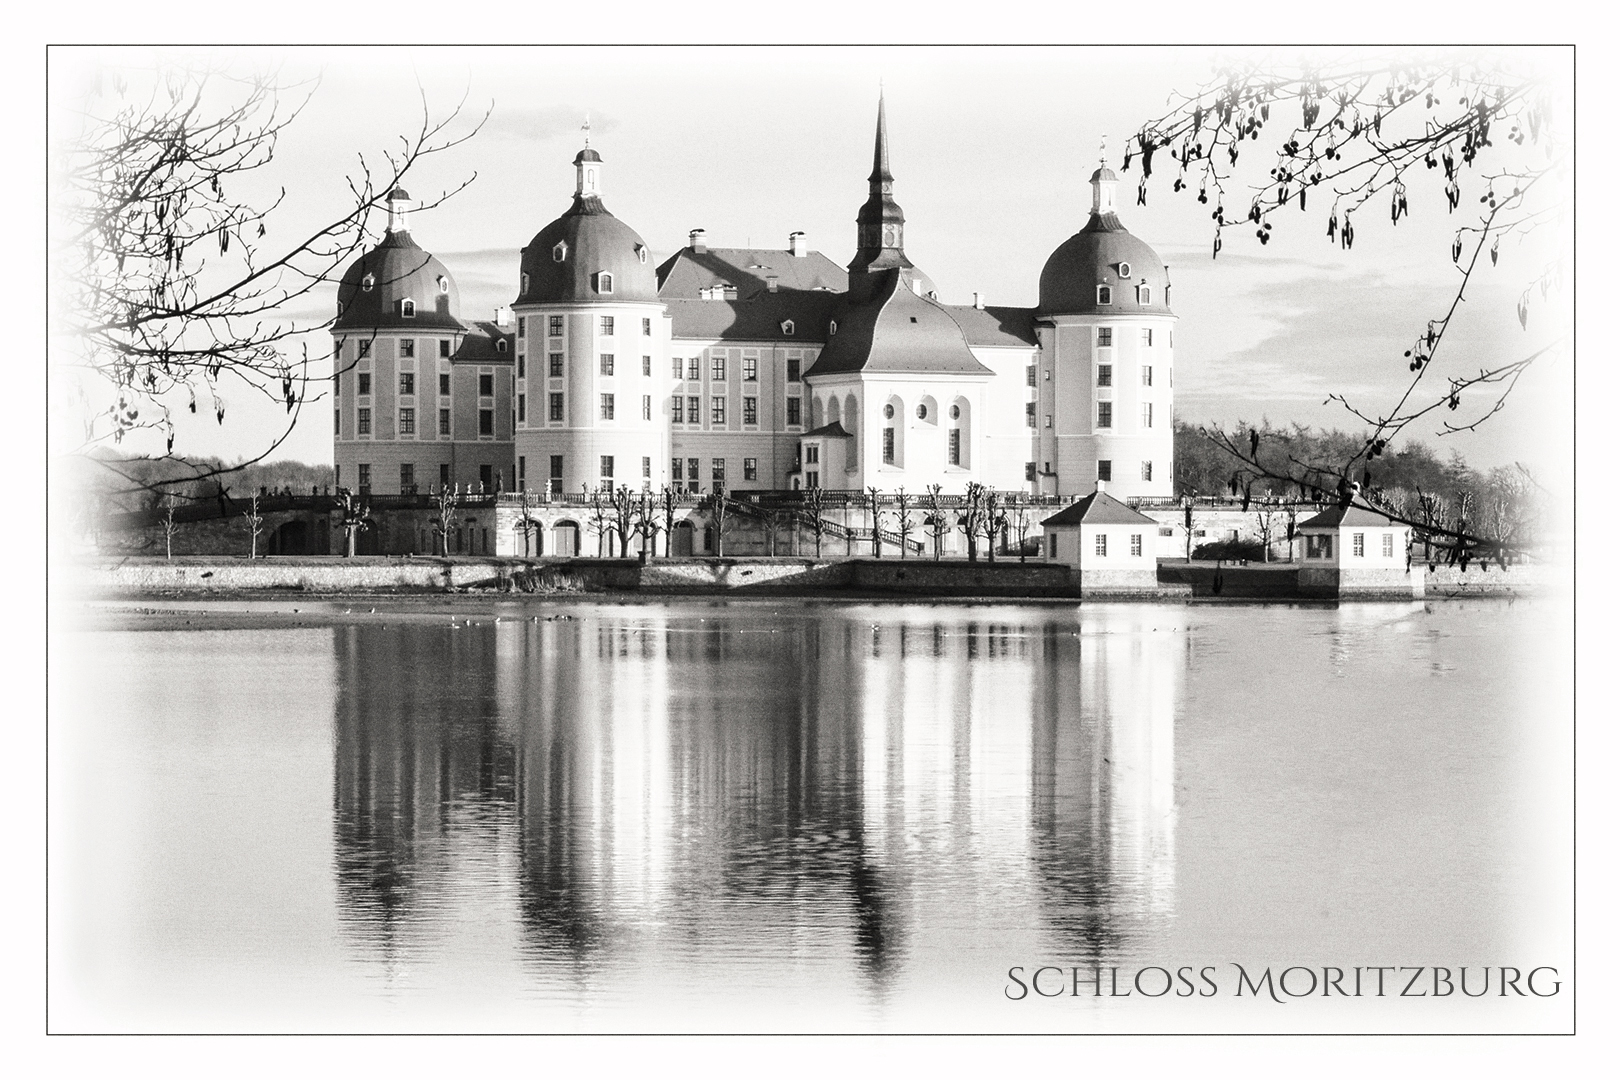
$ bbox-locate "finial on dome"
[1099,132,1108,167]
[581,113,591,148]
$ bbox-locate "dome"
[573,148,601,164]
[516,195,659,305]
[1036,214,1174,317]
[334,230,463,331]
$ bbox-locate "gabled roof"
[803,268,993,379]
[666,291,839,343]
[1296,503,1403,530]
[941,304,1039,348]
[1041,489,1158,527]
[657,247,847,300]
[801,421,852,438]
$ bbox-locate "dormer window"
[596,272,614,294]
[361,273,375,293]
[1118,262,1132,278]
[635,244,648,264]
[1137,285,1152,305]
[1096,285,1113,305]
[553,241,567,263]
[401,298,416,318]
[437,275,449,294]
[781,320,795,336]
[521,272,530,295]
[497,339,508,353]
[829,320,837,335]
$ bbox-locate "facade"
[332,100,1178,502]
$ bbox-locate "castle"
[332,97,1178,541]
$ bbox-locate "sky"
[49,45,1573,485]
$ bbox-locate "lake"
[48,596,1573,1033]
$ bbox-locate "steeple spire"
[870,89,893,185]
[848,92,914,293]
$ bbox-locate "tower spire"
[870,89,893,185]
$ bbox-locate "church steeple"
[848,91,913,291]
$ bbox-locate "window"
[549,393,564,421]
[333,372,340,398]
[688,395,700,423]
[640,394,651,420]
[399,372,415,395]
[1142,365,1153,386]
[672,396,684,423]
[357,407,371,435]
[805,445,819,464]
[440,339,452,358]
[949,404,960,420]
[600,316,615,335]
[642,355,651,376]
[687,459,699,490]
[400,464,414,492]
[497,339,507,354]
[1141,328,1154,346]
[1159,527,1174,537]
[597,272,614,294]
[600,393,615,420]
[1049,534,1058,558]
[550,455,564,481]
[1026,365,1037,387]
[781,319,795,336]
[672,357,684,380]
[1097,402,1113,428]
[1095,533,1108,556]
[550,353,564,378]
[1131,533,1143,557]
[1306,534,1333,559]
[479,409,494,435]
[883,403,895,419]
[1097,327,1113,347]
[688,358,701,380]
[400,339,415,358]
[441,464,451,488]
[479,373,494,397]
[600,353,615,376]
[601,455,614,478]
[1383,533,1395,558]
[1097,364,1112,387]
[882,427,895,463]
[518,394,526,422]
[361,274,375,293]
[1026,462,1037,482]
[743,397,758,425]
[549,315,564,336]
[1097,285,1112,305]
[948,428,961,465]
[517,318,526,340]
[552,242,567,263]
[672,459,683,482]
[480,465,493,491]
[518,456,526,487]
[402,299,416,318]
[1141,460,1153,481]
[1044,414,1052,428]
[358,464,371,491]
[642,317,651,336]
[358,340,372,359]
[358,372,371,395]
[1142,402,1154,428]
[1138,285,1153,305]
[712,458,726,482]
[786,357,801,382]
[1025,402,1036,428]
[439,373,450,395]
[439,408,450,435]
[522,272,531,295]
[517,355,525,378]
[1118,261,1132,278]
[712,355,726,381]
[786,397,801,426]
[1098,459,1112,481]
[744,458,758,481]
[1353,532,1365,557]
[711,396,725,425]
[398,408,415,435]
[334,407,340,437]
[743,357,757,381]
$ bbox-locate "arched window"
[1097,285,1113,305]
[553,241,567,263]
[635,244,648,264]
[401,298,416,318]
[915,403,928,420]
[437,275,449,294]
[521,272,530,295]
[781,320,795,336]
[597,272,614,294]
[496,339,508,353]
[828,320,837,335]
[361,273,375,293]
[883,403,895,419]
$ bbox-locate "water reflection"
[329,603,1183,1003]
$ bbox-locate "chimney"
[689,229,707,254]
[973,291,986,310]
[766,275,779,293]
[1095,479,1108,495]
[789,231,807,257]
[493,305,513,328]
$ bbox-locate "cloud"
[480,104,619,143]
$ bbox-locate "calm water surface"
[50,597,1572,1032]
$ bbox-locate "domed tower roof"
[334,190,462,330]
[517,145,658,305]
[1037,147,1173,318]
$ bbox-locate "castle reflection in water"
[331,604,1184,995]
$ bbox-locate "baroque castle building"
[333,98,1177,505]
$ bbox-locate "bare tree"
[924,484,949,561]
[959,482,987,563]
[434,483,458,556]
[894,487,913,559]
[160,494,179,559]
[1252,503,1285,562]
[867,486,886,557]
[585,485,608,557]
[707,483,732,557]
[805,484,828,558]
[336,488,371,557]
[609,486,637,557]
[242,491,264,558]
[1131,55,1566,559]
[56,63,487,496]
[1009,495,1034,562]
[660,485,678,557]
